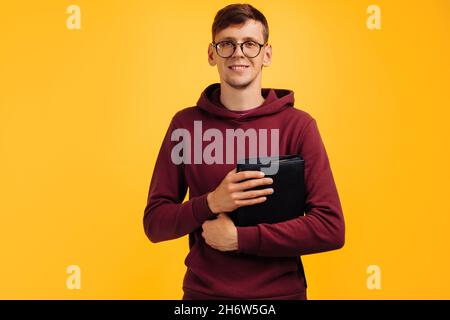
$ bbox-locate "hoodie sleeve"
[143,116,216,243]
[236,118,345,257]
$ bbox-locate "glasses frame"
[211,40,268,58]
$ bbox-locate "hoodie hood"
[196,83,295,122]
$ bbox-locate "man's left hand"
[201,213,238,252]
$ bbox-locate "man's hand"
[202,213,239,252]
[207,168,274,214]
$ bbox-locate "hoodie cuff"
[192,193,216,224]
[237,226,260,255]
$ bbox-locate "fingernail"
[259,171,265,177]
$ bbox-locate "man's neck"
[219,81,265,111]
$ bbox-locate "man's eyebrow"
[217,36,261,42]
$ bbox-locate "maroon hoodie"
[143,83,345,300]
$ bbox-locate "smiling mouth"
[228,65,250,71]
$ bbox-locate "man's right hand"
[206,168,274,214]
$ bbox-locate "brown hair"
[212,3,269,43]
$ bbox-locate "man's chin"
[225,77,253,90]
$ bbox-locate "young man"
[143,4,345,300]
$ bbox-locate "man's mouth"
[228,65,250,71]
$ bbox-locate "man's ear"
[262,43,272,67]
[208,44,216,66]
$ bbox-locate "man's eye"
[244,42,258,48]
[221,41,234,47]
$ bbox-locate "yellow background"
[1,0,449,299]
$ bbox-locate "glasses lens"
[217,41,235,57]
[242,41,261,58]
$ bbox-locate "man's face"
[208,19,272,89]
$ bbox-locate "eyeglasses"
[211,40,267,58]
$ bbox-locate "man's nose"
[231,44,245,58]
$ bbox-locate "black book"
[229,155,306,227]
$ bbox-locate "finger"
[229,170,265,183]
[234,177,273,191]
[233,188,274,200]
[210,244,223,251]
[226,168,237,177]
[235,196,267,207]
